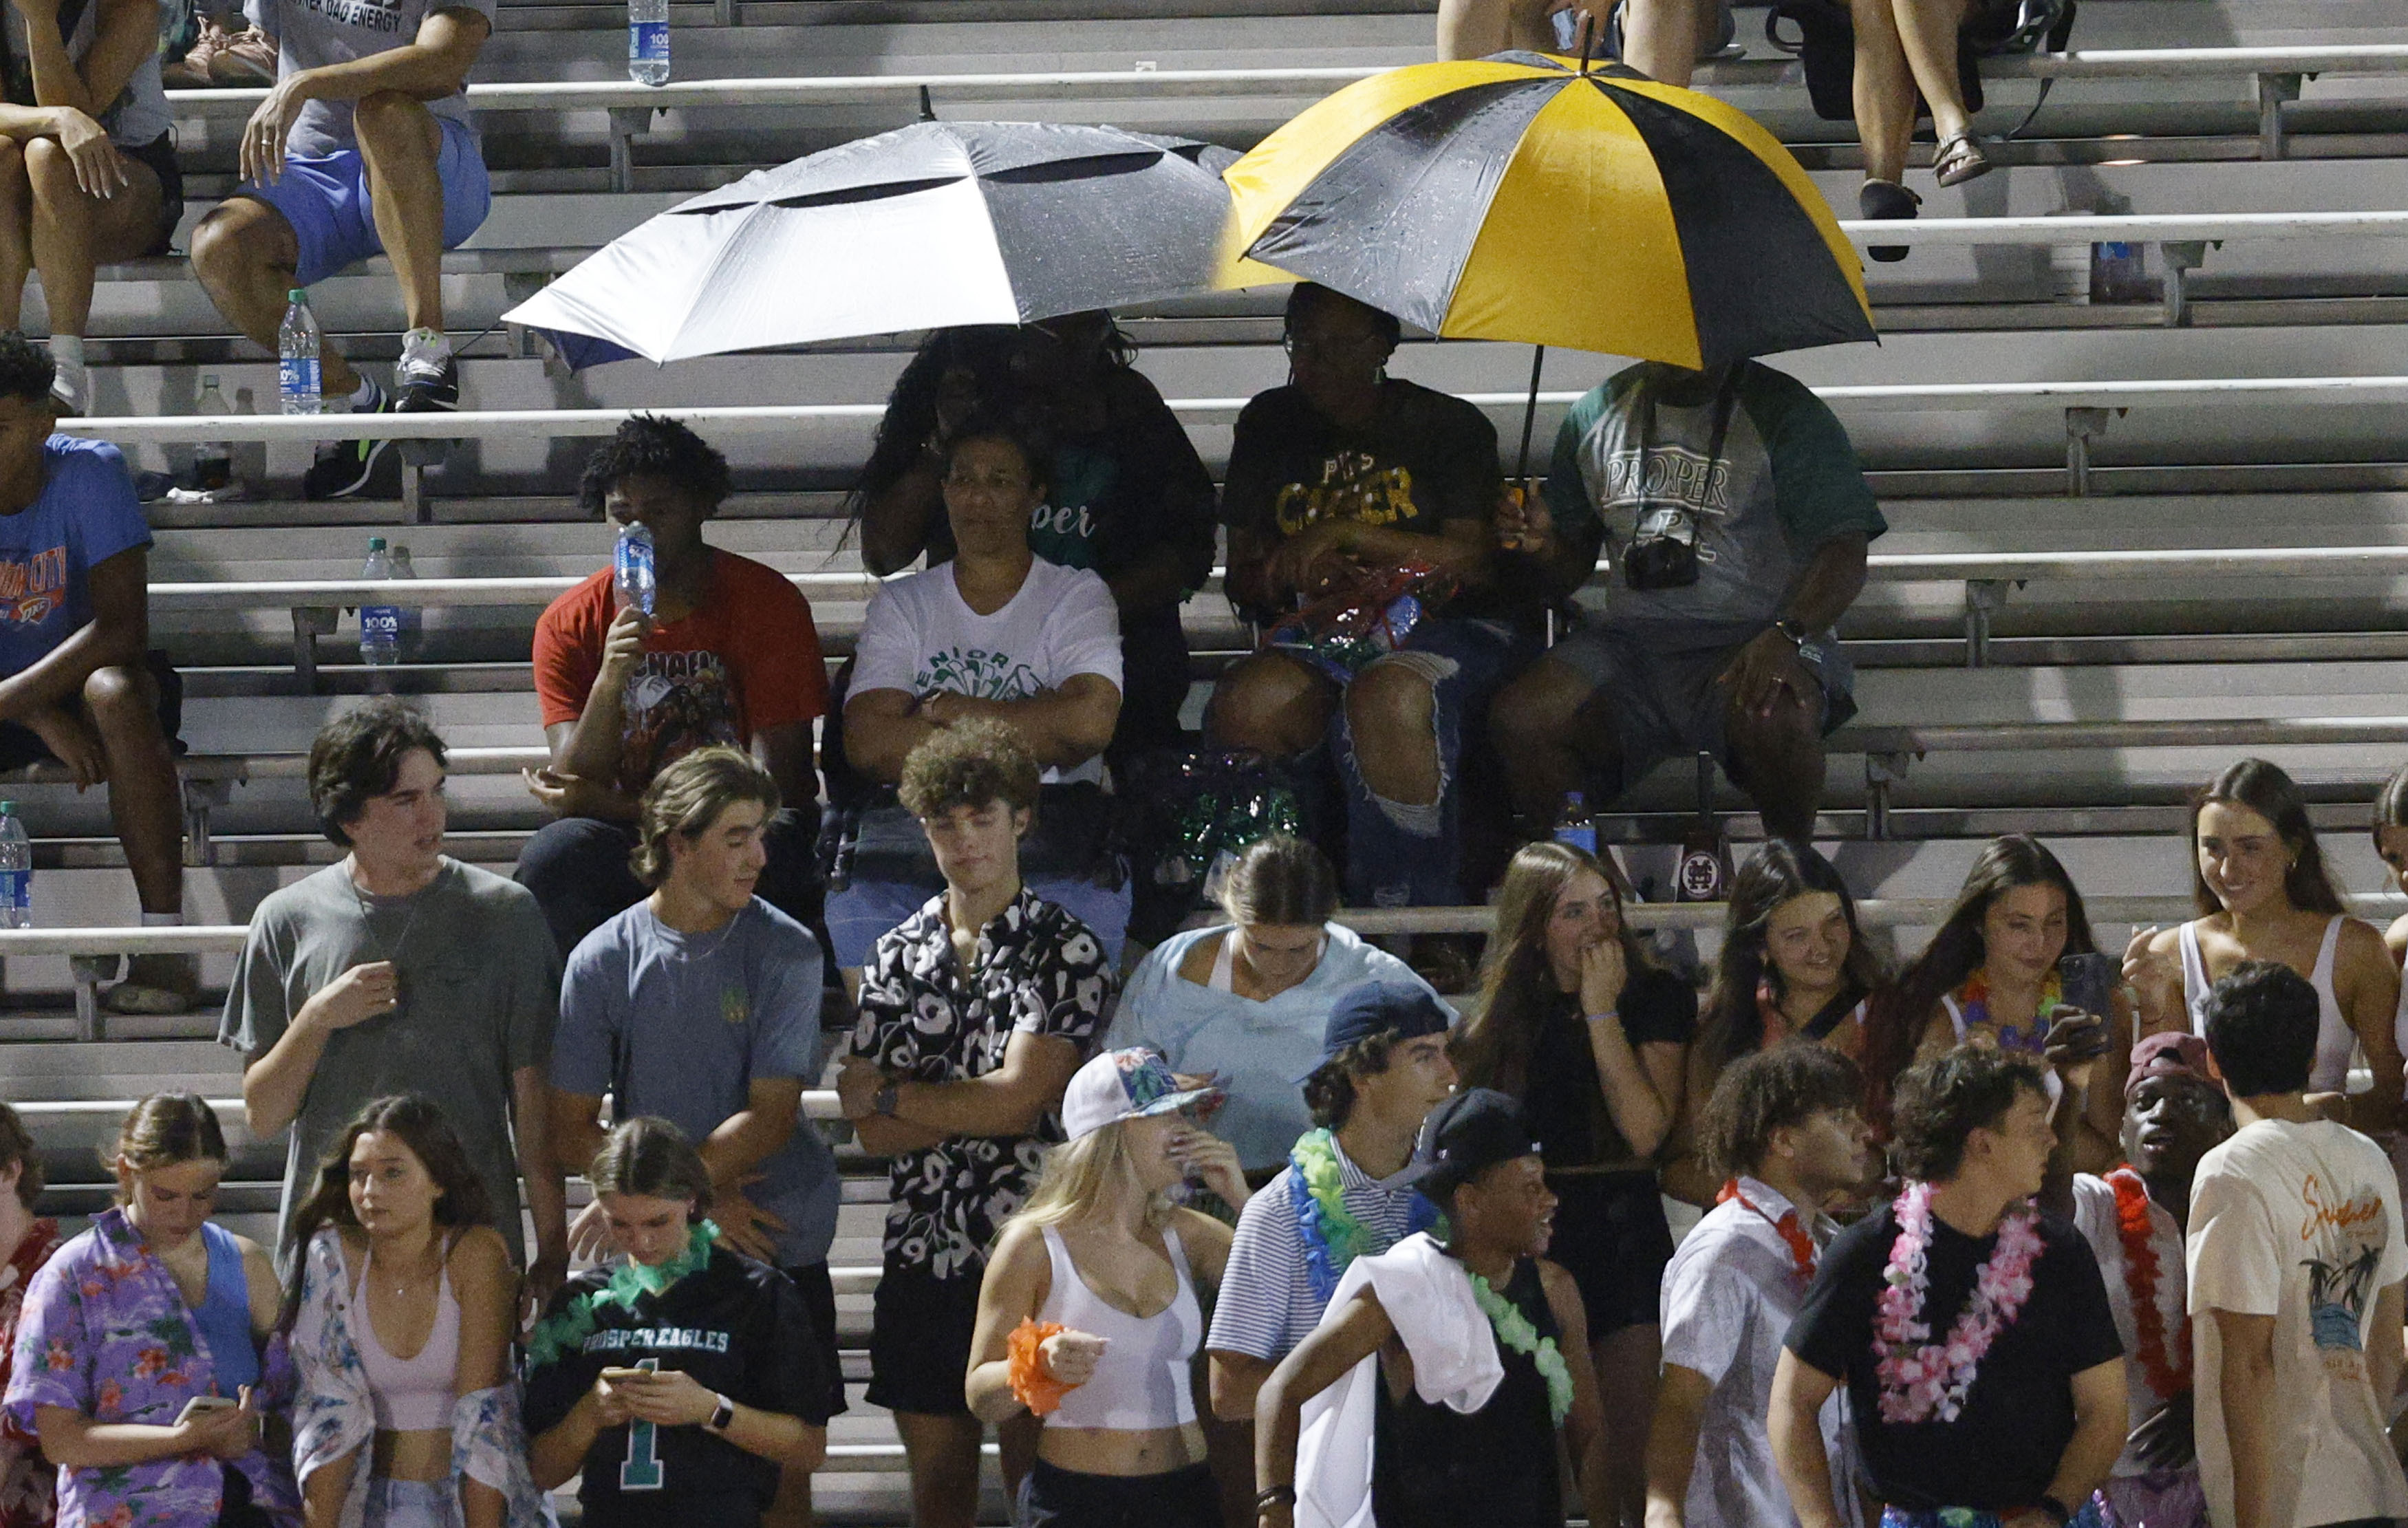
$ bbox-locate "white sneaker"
[50,355,88,415]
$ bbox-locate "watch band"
[1772,617,1810,648]
[707,1394,735,1433]
[872,1082,900,1118]
[2036,1493,2072,1525]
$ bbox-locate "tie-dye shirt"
[2,1209,299,1528]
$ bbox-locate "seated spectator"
[2189,961,2408,1528]
[851,314,1214,767]
[1771,1048,2127,1528]
[1863,834,2124,1170]
[1489,358,1886,846]
[0,336,191,1011]
[1662,838,1884,1205]
[1848,0,1992,258]
[836,417,1128,978]
[161,10,275,87]
[1209,283,1529,918]
[1108,835,1449,1179]
[2043,1033,2229,1528]
[219,699,565,1291]
[1206,978,1459,1421]
[1251,1089,1614,1528]
[1455,839,1692,1527]
[835,719,1110,1528]
[2125,757,2403,1136]
[547,745,843,1525]
[3,1094,299,1528]
[281,1094,546,1528]
[0,1102,58,1528]
[0,0,180,413]
[525,1118,831,1528]
[2370,760,2408,969]
[517,416,827,960]
[1435,0,1706,85]
[965,1048,1249,1528]
[187,0,495,500]
[1646,1046,1871,1528]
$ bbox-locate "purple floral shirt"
[1,1210,299,1528]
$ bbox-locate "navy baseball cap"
[1398,1088,1542,1201]
[1293,979,1454,1082]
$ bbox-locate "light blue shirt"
[1106,923,1450,1172]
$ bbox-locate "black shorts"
[122,132,184,252]
[865,1256,981,1417]
[0,649,183,771]
[1018,1460,1219,1528]
[1543,1171,1675,1338]
[777,1260,848,1421]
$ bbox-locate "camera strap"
[1633,362,1747,521]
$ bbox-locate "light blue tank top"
[192,1222,259,1392]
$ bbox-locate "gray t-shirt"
[244,0,494,158]
[217,859,559,1256]
[551,898,841,1268]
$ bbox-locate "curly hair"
[577,413,732,517]
[1699,1044,1864,1181]
[631,744,780,889]
[898,717,1041,818]
[1301,1031,1401,1130]
[0,333,54,402]
[1889,1047,2047,1183]
[308,699,447,848]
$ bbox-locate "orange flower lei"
[2107,1167,2191,1399]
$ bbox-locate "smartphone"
[599,1367,654,1384]
[176,1395,239,1425]
[2060,951,2117,1020]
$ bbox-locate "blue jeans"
[1332,616,1534,908]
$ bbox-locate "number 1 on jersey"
[621,1357,664,1490]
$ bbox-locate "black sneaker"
[302,382,400,500]
[1859,178,1922,264]
[395,347,459,413]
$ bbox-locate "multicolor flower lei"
[1290,1128,1441,1303]
[1951,968,2061,1056]
[2107,1167,2191,1399]
[526,1220,718,1367]
[1467,1271,1573,1425]
[1873,1181,2043,1424]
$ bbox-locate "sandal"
[1858,178,1922,263]
[1933,130,1994,188]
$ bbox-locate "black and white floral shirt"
[850,886,1113,1278]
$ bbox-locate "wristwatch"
[2036,1494,2072,1525]
[1772,617,1811,649]
[706,1393,735,1433]
[872,1082,901,1118]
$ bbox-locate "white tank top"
[2181,916,2352,1092]
[1035,1223,1201,1432]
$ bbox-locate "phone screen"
[2061,951,2116,1018]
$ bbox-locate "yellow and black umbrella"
[1224,52,1874,368]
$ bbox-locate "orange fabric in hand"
[1008,1318,1075,1417]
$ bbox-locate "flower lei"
[1952,967,2061,1056]
[526,1220,718,1367]
[1717,1178,1818,1286]
[2107,1167,2191,1399]
[1290,1128,1442,1303]
[1872,1181,2043,1424]
[1467,1271,1573,1425]
[1756,978,1796,1047]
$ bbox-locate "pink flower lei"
[1872,1179,2045,1424]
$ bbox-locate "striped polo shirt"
[1206,1134,1429,1362]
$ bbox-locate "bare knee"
[21,138,76,202]
[352,91,436,154]
[83,665,155,733]
[1205,655,1333,756]
[1346,660,1437,757]
[190,201,290,285]
[1491,665,1580,755]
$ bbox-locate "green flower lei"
[1293,1129,1377,1273]
[526,1220,718,1367]
[1467,1271,1573,1425]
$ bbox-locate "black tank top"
[1369,1256,1564,1528]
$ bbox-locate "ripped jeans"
[1333,616,1534,908]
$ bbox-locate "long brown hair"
[1698,839,1886,1070]
[2191,757,2345,918]
[104,1093,227,1206]
[1457,841,1655,1097]
[279,1095,493,1331]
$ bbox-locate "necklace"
[1289,1129,1441,1302]
[1951,967,2061,1055]
[2107,1167,2191,1400]
[1465,1267,1573,1425]
[526,1220,718,1366]
[1872,1180,2045,1424]
[1717,1177,1818,1285]
[350,856,436,967]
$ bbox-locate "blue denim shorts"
[235,114,491,287]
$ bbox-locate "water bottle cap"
[287,288,307,303]
[367,536,388,550]
[201,374,220,388]
[1565,790,1584,808]
[0,801,15,814]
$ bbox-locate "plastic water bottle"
[0,802,32,929]
[360,537,401,667]
[277,288,321,416]
[614,521,656,616]
[194,374,232,491]
[627,0,669,85]
[390,543,422,659]
[1551,790,1596,857]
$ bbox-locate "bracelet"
[1583,1011,1621,1025]
[1256,1485,1297,1511]
[2036,1494,2072,1525]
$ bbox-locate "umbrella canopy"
[1224,53,1874,367]
[506,122,1254,367]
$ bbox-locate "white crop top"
[2181,916,2352,1093]
[1035,1223,1201,1432]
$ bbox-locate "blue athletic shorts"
[233,114,491,288]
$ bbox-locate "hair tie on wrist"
[1007,1317,1073,1416]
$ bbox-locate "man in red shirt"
[517,416,828,958]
